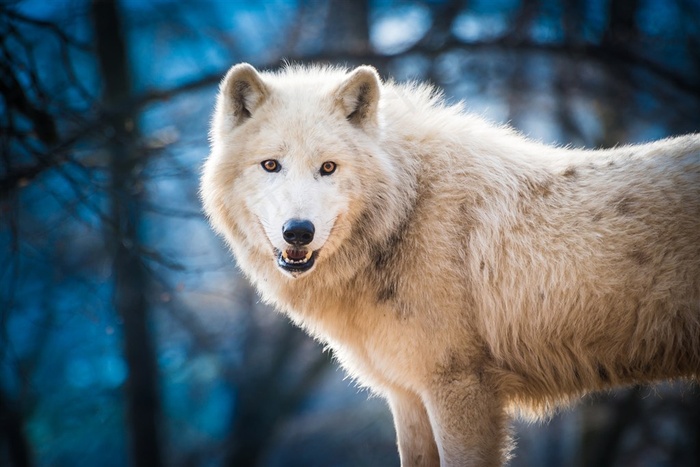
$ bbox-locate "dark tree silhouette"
[91,1,163,465]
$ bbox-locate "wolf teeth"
[281,249,313,263]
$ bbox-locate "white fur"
[202,63,700,466]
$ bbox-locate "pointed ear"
[217,63,269,128]
[335,65,381,127]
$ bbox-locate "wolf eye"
[261,159,280,173]
[320,161,337,175]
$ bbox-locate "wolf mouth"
[276,248,317,273]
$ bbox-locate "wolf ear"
[335,65,381,127]
[218,63,269,128]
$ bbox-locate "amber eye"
[261,159,280,173]
[320,161,337,175]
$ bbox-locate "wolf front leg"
[388,387,440,467]
[424,374,510,467]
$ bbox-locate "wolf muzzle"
[278,219,317,274]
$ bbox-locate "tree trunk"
[323,0,370,54]
[604,0,640,45]
[90,1,163,466]
[0,389,33,467]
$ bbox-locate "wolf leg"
[388,387,440,467]
[424,376,509,467]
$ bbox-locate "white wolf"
[201,63,700,466]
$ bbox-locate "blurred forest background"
[1,0,700,466]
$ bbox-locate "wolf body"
[201,63,700,466]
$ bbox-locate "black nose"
[282,219,315,246]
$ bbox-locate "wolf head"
[202,63,398,280]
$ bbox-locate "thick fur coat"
[201,63,700,466]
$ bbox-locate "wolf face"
[242,147,348,277]
[202,64,387,278]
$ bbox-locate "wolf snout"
[282,219,315,246]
